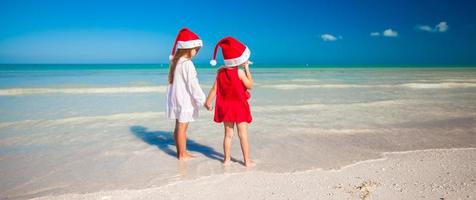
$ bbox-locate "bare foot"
[177,152,196,160]
[186,152,197,158]
[244,160,255,168]
[223,159,231,166]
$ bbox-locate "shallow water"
[1,67,476,199]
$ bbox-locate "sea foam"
[0,112,164,128]
[400,82,476,89]
[0,86,167,96]
[259,82,476,90]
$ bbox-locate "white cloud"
[370,29,398,38]
[416,25,434,32]
[383,29,398,37]
[321,34,338,42]
[370,32,380,37]
[436,21,448,32]
[416,21,449,33]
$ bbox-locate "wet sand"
[32,148,476,200]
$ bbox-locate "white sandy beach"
[31,148,476,200]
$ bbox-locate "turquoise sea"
[1,64,474,71]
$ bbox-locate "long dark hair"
[168,48,199,84]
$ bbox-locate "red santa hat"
[210,36,251,67]
[169,28,203,60]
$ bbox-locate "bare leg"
[237,122,253,167]
[223,122,234,165]
[174,120,190,160]
[173,120,179,157]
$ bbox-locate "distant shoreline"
[1,64,476,71]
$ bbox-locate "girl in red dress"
[205,37,254,167]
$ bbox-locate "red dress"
[214,67,252,123]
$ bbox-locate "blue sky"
[0,0,475,65]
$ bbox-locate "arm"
[204,80,217,111]
[238,61,253,89]
[185,61,206,107]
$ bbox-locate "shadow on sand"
[130,125,234,162]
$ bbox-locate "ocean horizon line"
[1,63,476,71]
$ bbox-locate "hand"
[204,102,213,111]
[241,60,250,70]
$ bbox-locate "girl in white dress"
[166,28,206,160]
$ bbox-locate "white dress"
[166,57,206,122]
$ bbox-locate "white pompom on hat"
[209,59,217,66]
